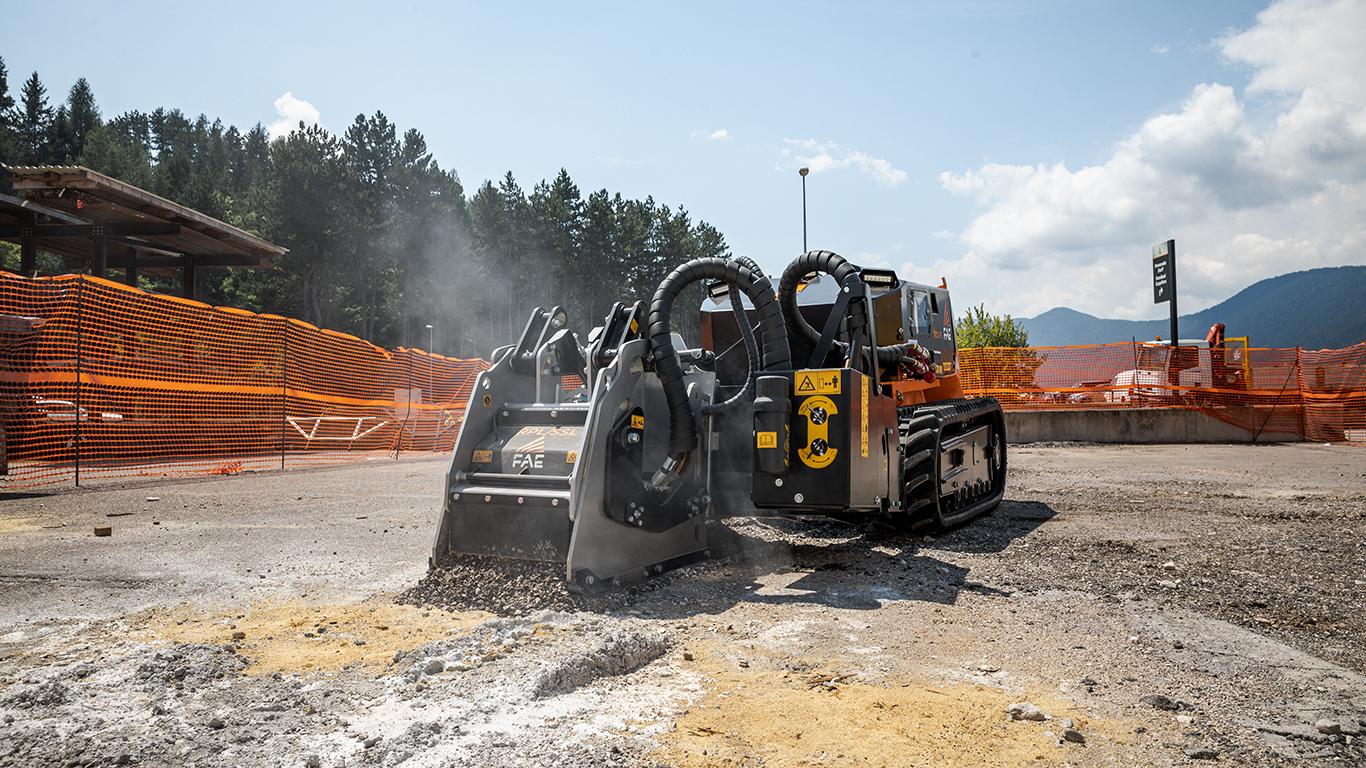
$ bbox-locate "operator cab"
[700,267,959,384]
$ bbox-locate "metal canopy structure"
[0,165,286,298]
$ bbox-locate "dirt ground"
[1,443,1363,767]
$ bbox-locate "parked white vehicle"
[1104,338,1251,403]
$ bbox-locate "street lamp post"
[799,167,810,252]
[425,324,434,354]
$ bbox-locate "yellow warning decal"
[630,414,645,429]
[629,318,639,334]
[794,369,841,396]
[472,449,493,464]
[797,395,839,470]
[756,431,778,449]
[860,374,869,458]
[566,450,578,464]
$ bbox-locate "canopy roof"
[1,165,285,270]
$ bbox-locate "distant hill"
[1019,266,1366,349]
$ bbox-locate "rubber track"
[895,396,1007,530]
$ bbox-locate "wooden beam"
[20,211,36,274]
[0,222,181,238]
[183,255,196,299]
[92,236,107,278]
[124,245,138,287]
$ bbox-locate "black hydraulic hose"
[702,256,765,416]
[778,249,931,369]
[648,257,791,487]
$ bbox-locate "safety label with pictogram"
[755,431,778,449]
[797,395,839,469]
[793,369,841,396]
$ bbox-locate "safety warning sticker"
[756,431,778,449]
[793,369,841,396]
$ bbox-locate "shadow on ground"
[601,499,1057,618]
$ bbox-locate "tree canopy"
[0,60,725,354]
[956,304,1031,348]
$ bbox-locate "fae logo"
[512,453,544,470]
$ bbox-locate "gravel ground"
[1,443,1363,767]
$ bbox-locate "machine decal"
[511,426,580,437]
[472,449,493,464]
[565,450,578,464]
[794,369,841,396]
[797,395,839,470]
[630,414,645,429]
[512,452,544,470]
[756,431,778,449]
[860,374,869,458]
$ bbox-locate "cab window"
[911,291,932,334]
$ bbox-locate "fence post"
[395,349,413,460]
[1296,346,1307,440]
[73,276,83,487]
[279,320,288,471]
[1130,337,1140,407]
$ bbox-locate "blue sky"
[8,0,1364,322]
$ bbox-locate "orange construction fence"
[1,272,488,489]
[958,341,1366,442]
[4,273,1363,491]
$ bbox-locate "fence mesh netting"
[3,272,1363,490]
[1,273,487,489]
[958,341,1366,441]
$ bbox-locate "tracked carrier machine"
[431,250,1006,589]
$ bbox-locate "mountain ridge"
[1018,266,1366,349]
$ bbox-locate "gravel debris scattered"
[400,556,580,614]
[1007,701,1047,721]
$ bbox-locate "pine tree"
[15,72,53,164]
[0,57,16,164]
[579,189,618,324]
[0,57,14,118]
[469,180,512,344]
[270,123,348,327]
[61,78,100,161]
[497,172,531,339]
[341,111,402,342]
[528,168,584,322]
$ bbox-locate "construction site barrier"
[1,273,487,489]
[4,273,1362,490]
[958,341,1366,442]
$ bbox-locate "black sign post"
[1152,239,1177,345]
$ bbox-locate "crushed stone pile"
[399,556,582,614]
[531,630,671,698]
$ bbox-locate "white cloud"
[1150,44,1170,54]
[933,0,1366,320]
[1220,0,1366,107]
[267,91,321,139]
[782,139,908,186]
[690,128,732,142]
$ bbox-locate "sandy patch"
[656,644,1141,768]
[140,599,488,675]
[0,516,45,533]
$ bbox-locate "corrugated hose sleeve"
[648,257,792,457]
